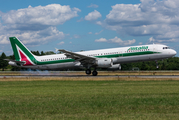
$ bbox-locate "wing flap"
[58,49,97,66]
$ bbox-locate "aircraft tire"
[92,70,98,76]
[85,69,91,75]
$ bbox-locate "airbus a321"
[6,37,176,76]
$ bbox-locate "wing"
[58,49,97,66]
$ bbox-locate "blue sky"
[0,0,179,56]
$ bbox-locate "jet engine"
[108,64,121,70]
[96,58,112,68]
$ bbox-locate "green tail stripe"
[9,37,36,62]
[10,37,19,61]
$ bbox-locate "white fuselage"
[14,44,176,70]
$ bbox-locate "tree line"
[0,51,179,71]
[121,57,179,70]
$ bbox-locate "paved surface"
[0,75,179,78]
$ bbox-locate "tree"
[0,52,8,71]
[31,51,40,56]
[45,51,55,55]
[40,51,45,56]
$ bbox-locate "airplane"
[5,37,176,76]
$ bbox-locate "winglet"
[55,48,59,52]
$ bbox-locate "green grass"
[0,80,179,120]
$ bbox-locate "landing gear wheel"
[85,69,91,75]
[155,60,159,69]
[92,70,98,76]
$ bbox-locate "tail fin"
[9,37,36,66]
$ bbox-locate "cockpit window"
[163,47,170,49]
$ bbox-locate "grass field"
[0,79,179,120]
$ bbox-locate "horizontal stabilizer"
[4,59,26,64]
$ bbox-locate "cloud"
[109,36,136,46]
[101,0,179,43]
[87,4,99,8]
[1,4,80,29]
[0,27,65,45]
[96,21,103,25]
[95,30,103,35]
[139,42,143,45]
[77,17,84,22]
[85,10,102,21]
[88,32,93,34]
[148,36,178,44]
[95,38,107,42]
[0,35,9,44]
[58,41,64,45]
[0,4,80,45]
[73,34,80,39]
[95,36,135,46]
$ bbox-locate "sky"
[0,0,179,56]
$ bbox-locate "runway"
[1,71,179,79]
[1,74,179,78]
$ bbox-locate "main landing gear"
[155,60,159,69]
[85,69,98,76]
[85,69,91,75]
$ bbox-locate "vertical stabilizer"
[9,37,36,66]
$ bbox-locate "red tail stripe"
[19,50,33,66]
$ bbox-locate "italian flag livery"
[10,37,36,66]
[8,37,176,76]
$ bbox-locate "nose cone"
[171,49,177,56]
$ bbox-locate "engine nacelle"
[96,58,112,68]
[108,64,121,70]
